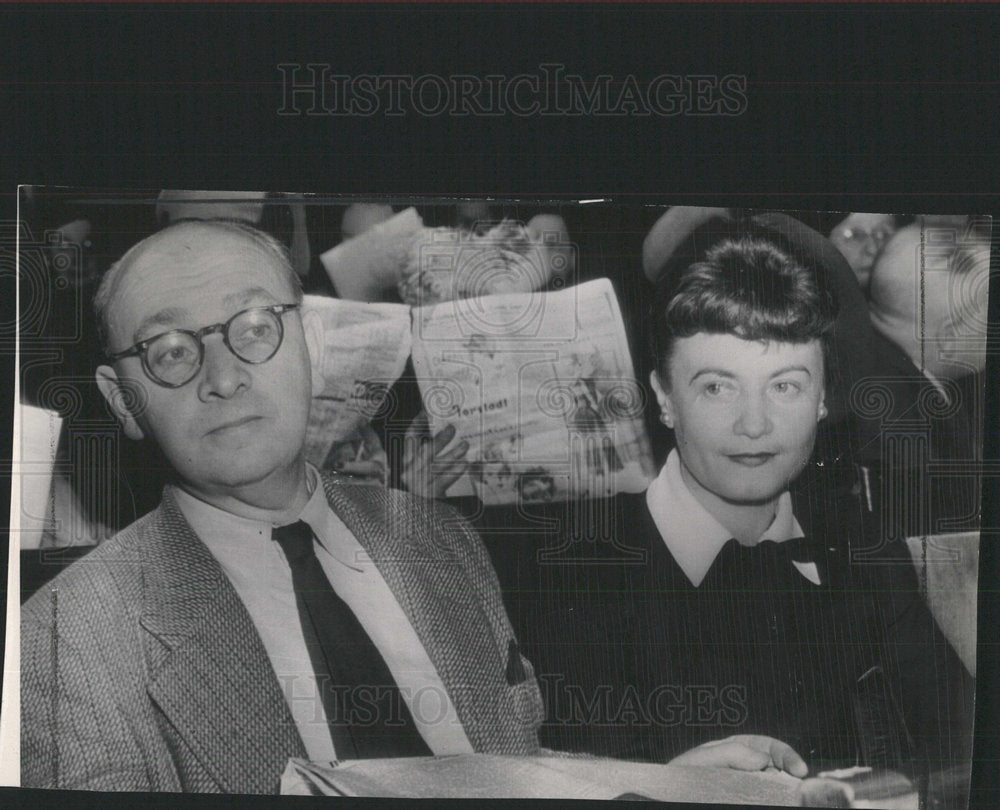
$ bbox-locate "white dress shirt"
[172,466,474,762]
[645,449,821,587]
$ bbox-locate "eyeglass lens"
[145,307,284,386]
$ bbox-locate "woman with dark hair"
[510,226,973,788]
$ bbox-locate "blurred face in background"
[869,221,990,381]
[829,212,897,292]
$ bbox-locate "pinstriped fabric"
[322,478,543,756]
[21,478,541,792]
[21,498,307,794]
[20,510,186,792]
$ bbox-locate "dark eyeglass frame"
[106,303,301,388]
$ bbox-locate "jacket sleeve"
[20,580,160,791]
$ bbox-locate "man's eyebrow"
[222,286,279,308]
[133,308,188,342]
[131,288,279,343]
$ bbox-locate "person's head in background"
[22,187,104,291]
[868,216,991,382]
[93,219,324,517]
[155,190,268,227]
[155,191,315,285]
[649,234,836,542]
[642,206,733,283]
[828,212,898,293]
[340,202,396,240]
[518,469,557,503]
[455,201,496,231]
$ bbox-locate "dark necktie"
[272,520,431,759]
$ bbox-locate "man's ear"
[96,365,146,441]
[301,308,326,394]
[649,369,675,428]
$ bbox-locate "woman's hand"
[668,735,808,778]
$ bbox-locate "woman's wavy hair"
[650,228,838,386]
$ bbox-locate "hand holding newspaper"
[303,278,654,502]
[411,278,655,504]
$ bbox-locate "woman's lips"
[726,452,777,467]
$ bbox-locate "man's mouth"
[206,415,262,436]
[726,452,777,467]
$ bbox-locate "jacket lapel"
[321,479,511,753]
[138,492,306,793]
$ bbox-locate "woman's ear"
[817,390,828,422]
[96,365,146,441]
[649,369,675,428]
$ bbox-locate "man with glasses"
[19,220,545,792]
[21,219,811,794]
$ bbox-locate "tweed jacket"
[21,476,543,793]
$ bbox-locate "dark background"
[1,3,998,808]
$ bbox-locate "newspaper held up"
[303,295,411,483]
[411,278,656,504]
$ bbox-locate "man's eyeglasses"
[106,304,301,388]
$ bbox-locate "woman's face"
[651,332,827,510]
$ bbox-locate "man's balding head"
[869,219,990,380]
[93,219,321,515]
[95,219,301,354]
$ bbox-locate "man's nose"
[197,335,250,400]
[733,392,773,439]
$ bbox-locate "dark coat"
[475,488,974,777]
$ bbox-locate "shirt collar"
[646,449,804,587]
[296,465,344,558]
[171,463,353,567]
[172,483,273,552]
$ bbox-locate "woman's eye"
[772,381,801,396]
[703,381,734,397]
